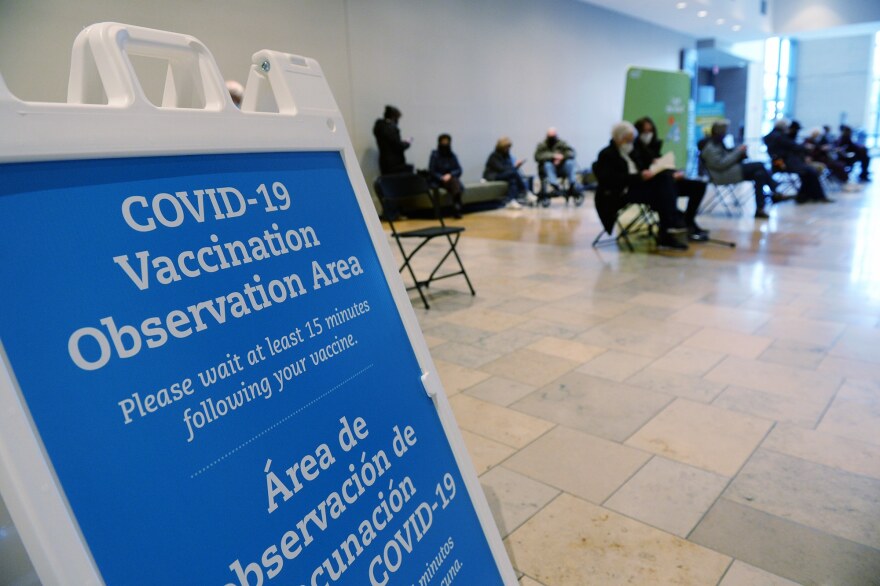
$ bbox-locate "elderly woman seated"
[593,121,687,250]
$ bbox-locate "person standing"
[429,134,465,218]
[373,105,413,175]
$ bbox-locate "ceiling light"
[732,24,742,31]
[676,2,687,8]
[697,10,708,18]
[716,18,726,25]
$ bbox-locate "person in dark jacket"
[428,134,465,218]
[535,128,580,193]
[633,116,708,241]
[702,120,786,218]
[836,125,871,182]
[594,121,687,250]
[484,137,535,209]
[764,119,830,203]
[373,105,412,175]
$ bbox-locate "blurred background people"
[429,133,465,218]
[373,105,413,175]
[764,119,831,204]
[484,136,536,209]
[702,120,785,219]
[535,127,580,194]
[837,124,871,182]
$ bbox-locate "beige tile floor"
[391,173,880,585]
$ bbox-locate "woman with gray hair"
[593,121,687,250]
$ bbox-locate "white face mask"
[620,142,634,155]
[639,132,654,145]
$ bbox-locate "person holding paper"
[594,121,688,250]
[633,117,708,241]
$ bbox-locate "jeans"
[741,162,777,208]
[543,159,577,188]
[494,168,529,201]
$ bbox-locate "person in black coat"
[593,121,687,250]
[763,119,830,203]
[373,105,413,175]
[633,116,708,241]
[836,125,871,182]
[484,137,533,208]
[428,134,465,217]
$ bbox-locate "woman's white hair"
[611,121,636,142]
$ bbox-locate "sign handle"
[67,22,232,111]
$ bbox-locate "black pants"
[674,178,706,225]
[741,162,776,208]
[625,172,682,233]
[844,145,871,179]
[786,159,826,201]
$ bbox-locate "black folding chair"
[592,200,658,252]
[700,169,750,217]
[374,174,476,309]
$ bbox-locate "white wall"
[774,0,880,35]
[0,0,692,182]
[793,34,874,130]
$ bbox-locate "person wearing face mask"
[593,121,688,250]
[535,127,580,194]
[705,120,792,218]
[633,116,708,241]
[373,105,413,175]
[428,133,465,218]
[484,137,537,209]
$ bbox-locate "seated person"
[484,137,536,209]
[633,116,708,241]
[836,125,871,182]
[428,133,465,218]
[704,120,787,218]
[805,127,849,182]
[764,119,831,204]
[535,128,580,194]
[594,121,688,250]
[373,105,413,175]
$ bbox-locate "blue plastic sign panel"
[0,151,504,586]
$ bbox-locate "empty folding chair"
[374,174,476,309]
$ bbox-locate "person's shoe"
[859,175,871,183]
[505,200,523,210]
[523,192,539,204]
[657,234,688,251]
[687,224,710,242]
[755,208,770,219]
[771,193,795,204]
[795,196,809,205]
[452,203,463,219]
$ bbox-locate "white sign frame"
[0,22,517,585]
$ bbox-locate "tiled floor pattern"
[390,175,880,585]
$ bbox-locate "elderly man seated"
[535,127,580,194]
[593,121,687,250]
